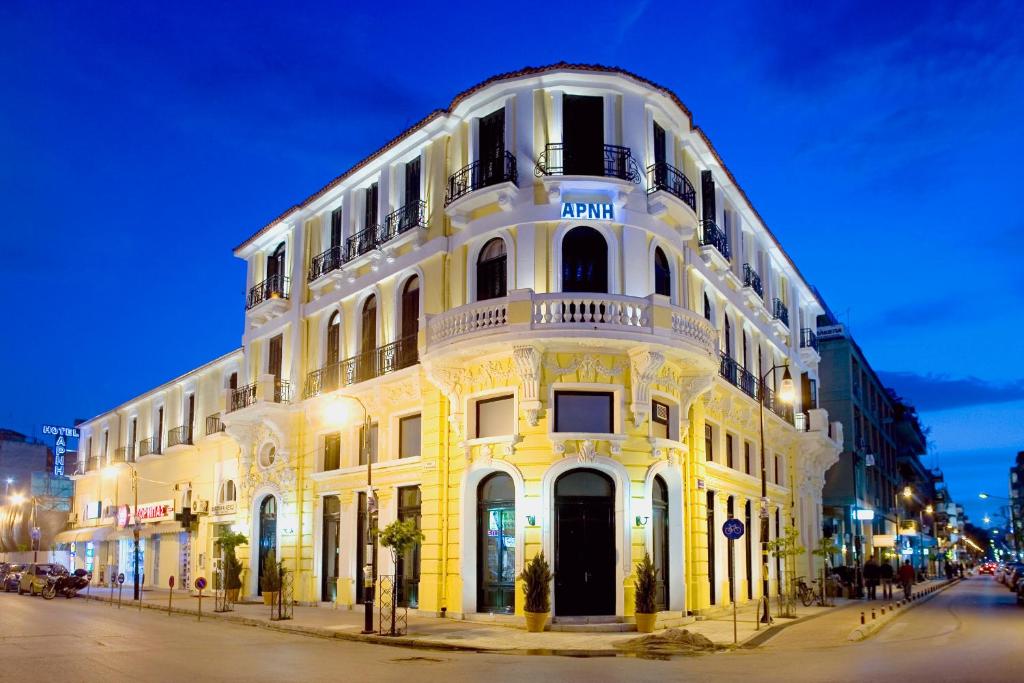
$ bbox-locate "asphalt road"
[0,578,1019,682]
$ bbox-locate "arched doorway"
[257,495,277,596]
[654,247,671,297]
[561,226,608,293]
[652,475,669,611]
[555,469,615,616]
[477,473,515,613]
[476,238,507,301]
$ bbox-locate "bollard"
[881,607,886,615]
[860,612,865,625]
[871,609,876,620]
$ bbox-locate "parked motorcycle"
[42,568,90,600]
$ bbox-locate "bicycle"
[796,576,831,606]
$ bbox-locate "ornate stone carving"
[544,353,626,381]
[628,348,665,427]
[425,364,472,438]
[512,345,543,426]
[577,439,597,463]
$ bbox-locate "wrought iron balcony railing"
[699,220,730,261]
[246,273,290,310]
[380,200,427,243]
[761,383,795,424]
[345,224,379,262]
[772,298,790,327]
[304,334,418,399]
[800,328,818,351]
[534,143,641,183]
[273,380,292,404]
[138,436,160,457]
[743,263,763,298]
[308,245,344,282]
[167,425,193,448]
[229,383,258,412]
[206,414,225,436]
[112,446,134,463]
[445,151,517,206]
[719,352,759,400]
[647,162,696,210]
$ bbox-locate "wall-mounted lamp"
[635,515,649,528]
[526,515,536,527]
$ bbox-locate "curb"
[847,579,961,641]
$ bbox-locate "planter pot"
[635,613,657,633]
[226,588,240,603]
[263,591,278,606]
[523,610,549,632]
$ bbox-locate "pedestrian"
[898,559,916,599]
[880,560,894,600]
[958,562,965,579]
[863,557,880,600]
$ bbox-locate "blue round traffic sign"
[722,519,745,540]
[195,577,207,590]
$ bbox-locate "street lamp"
[105,463,140,600]
[895,485,912,564]
[757,362,794,623]
[325,395,375,634]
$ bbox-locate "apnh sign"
[560,202,614,220]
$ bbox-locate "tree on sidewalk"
[768,525,805,617]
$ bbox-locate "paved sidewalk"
[76,580,949,655]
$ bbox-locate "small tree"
[767,525,805,617]
[519,551,553,614]
[260,548,282,594]
[217,530,247,592]
[378,519,425,571]
[812,536,840,604]
[634,552,658,614]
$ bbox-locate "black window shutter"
[701,170,716,221]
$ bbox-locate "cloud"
[878,371,1024,411]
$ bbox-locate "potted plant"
[633,552,658,633]
[217,529,247,603]
[260,548,281,606]
[518,551,552,632]
[378,520,425,635]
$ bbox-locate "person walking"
[898,559,916,599]
[863,557,880,600]
[880,560,894,600]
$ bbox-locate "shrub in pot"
[634,552,658,633]
[518,551,553,632]
[260,548,282,605]
[217,529,247,602]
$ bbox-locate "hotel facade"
[69,64,842,622]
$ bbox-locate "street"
[0,579,1019,682]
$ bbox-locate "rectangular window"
[554,391,614,433]
[365,182,379,229]
[102,429,109,458]
[774,453,780,484]
[324,433,341,471]
[744,441,752,475]
[651,400,670,439]
[330,207,343,248]
[399,414,422,459]
[476,395,514,438]
[704,424,714,462]
[358,423,378,466]
[726,434,735,469]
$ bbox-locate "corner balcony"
[425,289,718,363]
[799,328,820,366]
[204,413,226,438]
[222,376,295,434]
[646,162,698,228]
[717,352,795,426]
[698,220,730,273]
[534,143,641,205]
[246,274,290,325]
[304,335,418,399]
[444,152,518,228]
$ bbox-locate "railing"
[761,384,795,424]
[428,299,509,345]
[345,224,379,261]
[247,274,290,310]
[381,200,427,243]
[445,152,517,206]
[112,446,134,463]
[138,437,160,457]
[800,328,818,351]
[532,293,648,328]
[699,220,730,260]
[743,264,763,298]
[167,425,193,448]
[229,383,258,412]
[534,143,641,183]
[308,245,344,282]
[206,414,225,436]
[719,353,759,400]
[647,162,696,210]
[772,299,789,327]
[304,335,418,399]
[273,380,292,404]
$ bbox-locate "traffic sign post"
[195,577,207,621]
[116,572,125,609]
[722,519,745,645]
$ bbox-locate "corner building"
[76,65,843,621]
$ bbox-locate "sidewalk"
[77,580,949,655]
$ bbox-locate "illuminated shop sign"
[117,500,176,527]
[83,501,102,520]
[560,202,613,220]
[43,424,78,476]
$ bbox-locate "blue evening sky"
[2,0,1021,522]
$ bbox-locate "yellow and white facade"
[74,64,842,621]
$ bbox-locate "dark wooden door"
[555,470,615,616]
[268,335,283,381]
[563,95,604,176]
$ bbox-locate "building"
[0,428,51,493]
[71,64,842,620]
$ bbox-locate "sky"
[1,0,1021,523]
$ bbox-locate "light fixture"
[979,493,989,499]
[902,486,912,499]
[778,366,795,404]
[925,505,933,515]
[10,493,25,505]
[103,465,120,479]
[635,515,649,527]
[4,477,12,485]
[526,515,536,527]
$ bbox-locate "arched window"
[326,311,341,364]
[399,276,419,368]
[703,293,712,322]
[477,473,515,613]
[218,480,236,504]
[654,247,671,297]
[357,295,377,381]
[476,238,508,301]
[561,226,608,293]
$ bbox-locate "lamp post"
[105,463,140,600]
[895,485,911,565]
[757,362,794,623]
[325,395,375,634]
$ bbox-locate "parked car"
[1007,565,1024,592]
[2,564,25,592]
[18,563,63,596]
[1016,576,1024,606]
[999,563,1024,587]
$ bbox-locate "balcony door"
[358,295,377,382]
[479,108,505,186]
[267,242,285,284]
[399,277,419,368]
[268,334,283,382]
[562,95,603,176]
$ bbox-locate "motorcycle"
[42,568,91,600]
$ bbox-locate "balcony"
[698,219,730,271]
[112,446,134,463]
[230,383,258,412]
[246,273,291,324]
[167,425,194,449]
[445,152,518,221]
[227,379,292,413]
[380,200,428,243]
[719,353,759,400]
[646,162,697,225]
[772,298,790,334]
[742,264,763,303]
[138,436,161,457]
[308,245,343,283]
[799,327,820,366]
[205,414,225,436]
[761,383,795,425]
[535,143,641,183]
[425,289,718,362]
[304,334,418,399]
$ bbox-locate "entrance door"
[652,476,669,611]
[478,473,515,613]
[322,496,341,602]
[257,496,277,596]
[396,486,422,608]
[555,469,615,616]
[562,95,604,176]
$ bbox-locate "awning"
[139,522,184,537]
[57,526,118,543]
[53,529,85,544]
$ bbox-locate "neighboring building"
[73,64,842,620]
[0,429,71,556]
[1008,451,1023,557]
[0,428,51,493]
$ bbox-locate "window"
[724,314,732,358]
[324,433,341,471]
[651,400,670,439]
[744,441,752,475]
[553,391,613,433]
[561,226,608,293]
[229,372,238,390]
[704,423,714,462]
[364,182,379,230]
[102,429,109,458]
[259,443,277,468]
[476,395,514,438]
[268,334,283,380]
[399,414,421,459]
[476,238,507,301]
[218,480,237,504]
[330,207,343,249]
[326,311,341,364]
[358,423,378,465]
[726,433,734,469]
[774,453,780,484]
[704,293,712,322]
[654,247,671,297]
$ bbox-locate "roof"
[232,62,826,310]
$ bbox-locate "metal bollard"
[860,612,865,625]
[881,607,886,615]
[871,609,876,620]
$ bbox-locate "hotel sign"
[43,424,78,477]
[560,202,614,220]
[211,501,237,517]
